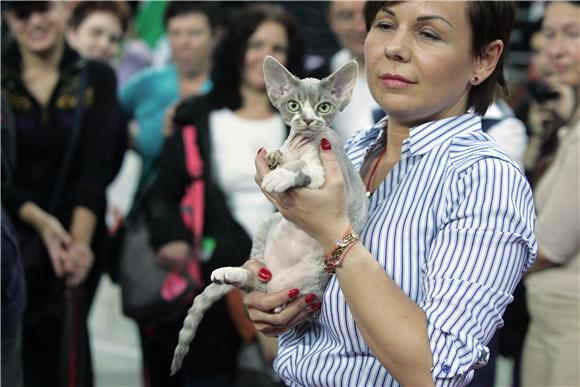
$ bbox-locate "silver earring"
[471,75,479,84]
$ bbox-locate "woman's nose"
[384,31,410,62]
[544,33,565,61]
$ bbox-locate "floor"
[88,276,142,387]
[88,276,516,387]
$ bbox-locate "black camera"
[529,80,561,103]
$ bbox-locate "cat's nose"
[304,118,314,125]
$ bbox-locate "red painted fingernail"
[310,302,322,310]
[258,268,272,281]
[288,288,300,298]
[257,147,264,155]
[321,138,331,150]
[305,294,316,304]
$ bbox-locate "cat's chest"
[280,134,322,162]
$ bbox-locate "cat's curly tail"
[170,283,234,375]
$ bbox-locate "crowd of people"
[1,1,578,387]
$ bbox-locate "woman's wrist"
[317,219,352,253]
[19,202,50,233]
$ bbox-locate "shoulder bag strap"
[49,62,90,213]
[180,125,205,282]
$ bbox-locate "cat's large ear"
[263,56,299,107]
[320,60,358,111]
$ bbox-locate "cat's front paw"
[265,150,285,170]
[261,168,297,193]
[211,267,249,288]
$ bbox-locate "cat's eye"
[317,102,332,114]
[286,100,301,112]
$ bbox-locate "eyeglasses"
[8,1,50,20]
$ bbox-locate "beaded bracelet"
[323,225,360,275]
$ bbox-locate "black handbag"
[120,126,205,326]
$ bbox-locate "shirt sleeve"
[420,157,537,386]
[145,129,192,249]
[71,62,119,214]
[118,70,142,120]
[534,132,580,264]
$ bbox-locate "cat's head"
[263,56,358,137]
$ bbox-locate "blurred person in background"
[119,1,220,193]
[521,2,580,387]
[66,0,130,65]
[1,96,26,387]
[518,19,576,186]
[308,1,380,139]
[66,0,135,281]
[67,0,153,88]
[1,1,119,386]
[146,3,304,386]
[116,2,220,386]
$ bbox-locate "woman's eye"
[287,100,300,112]
[375,22,393,31]
[420,30,440,41]
[317,102,332,113]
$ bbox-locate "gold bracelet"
[323,225,359,275]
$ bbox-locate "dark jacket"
[1,42,119,229]
[145,94,253,374]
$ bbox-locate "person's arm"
[145,127,194,271]
[63,62,118,287]
[336,243,434,385]
[526,248,557,274]
[527,131,579,274]
[18,201,72,278]
[418,157,535,385]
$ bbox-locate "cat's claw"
[211,267,249,288]
[261,169,296,193]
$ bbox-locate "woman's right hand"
[241,259,320,337]
[156,240,192,271]
[37,214,72,278]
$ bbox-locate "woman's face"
[242,21,289,92]
[542,2,580,87]
[4,2,68,56]
[167,12,214,76]
[67,11,123,62]
[365,1,482,126]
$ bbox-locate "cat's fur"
[170,56,368,375]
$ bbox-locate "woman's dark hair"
[163,1,219,33]
[69,1,131,35]
[210,3,304,111]
[363,1,516,115]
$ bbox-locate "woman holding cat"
[247,2,537,386]
[145,3,304,386]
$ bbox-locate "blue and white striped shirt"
[274,113,537,387]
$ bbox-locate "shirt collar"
[408,113,481,155]
[348,113,482,159]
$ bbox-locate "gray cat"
[170,56,368,375]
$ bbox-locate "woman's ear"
[472,39,504,84]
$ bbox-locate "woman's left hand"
[62,241,95,287]
[241,260,320,336]
[255,139,351,251]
